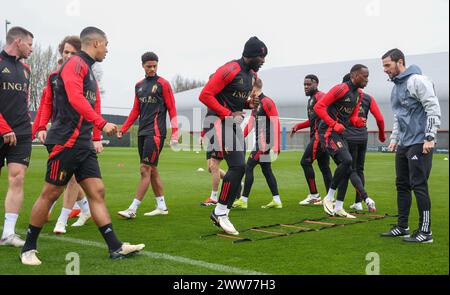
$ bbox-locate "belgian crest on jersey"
[59,171,67,181]
[23,70,29,79]
[152,85,158,93]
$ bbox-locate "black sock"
[236,182,243,199]
[22,224,42,254]
[302,164,318,194]
[261,163,279,196]
[228,181,242,210]
[242,159,257,199]
[99,224,122,252]
[349,171,368,200]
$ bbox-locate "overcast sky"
[2,0,449,115]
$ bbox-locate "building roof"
[176,52,448,107]
[175,52,449,131]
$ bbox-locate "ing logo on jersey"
[139,96,158,103]
[232,90,251,99]
[338,105,355,115]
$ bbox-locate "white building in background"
[174,52,449,134]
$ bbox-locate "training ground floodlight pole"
[5,20,11,42]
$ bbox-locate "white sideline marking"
[7,228,267,275]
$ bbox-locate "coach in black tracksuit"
[381,49,441,243]
[199,37,267,236]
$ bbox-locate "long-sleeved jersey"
[243,94,280,153]
[32,71,59,138]
[32,87,47,139]
[0,50,31,136]
[292,90,325,138]
[314,80,364,133]
[121,75,178,140]
[343,93,385,142]
[45,51,106,152]
[199,58,256,120]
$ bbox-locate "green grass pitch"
[0,146,448,274]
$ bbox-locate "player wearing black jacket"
[199,37,267,235]
[0,27,33,248]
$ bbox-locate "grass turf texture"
[0,146,448,274]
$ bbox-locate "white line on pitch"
[6,228,268,275]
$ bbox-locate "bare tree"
[171,74,205,93]
[26,44,58,111]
